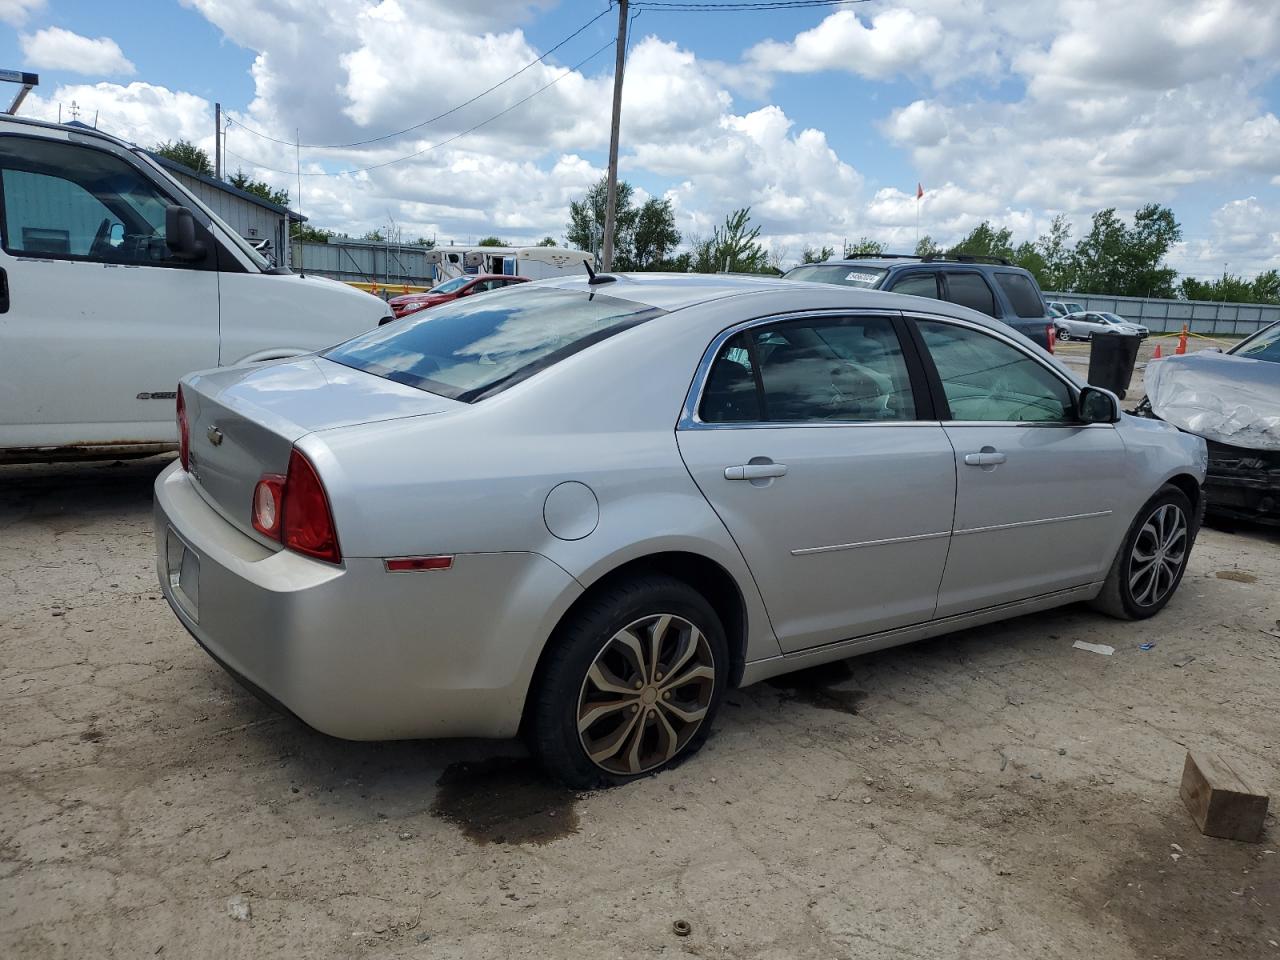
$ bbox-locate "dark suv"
[784,254,1056,350]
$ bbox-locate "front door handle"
[963,450,1007,467]
[725,462,788,481]
[0,267,8,314]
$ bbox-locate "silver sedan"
[155,274,1206,787]
[1057,311,1149,340]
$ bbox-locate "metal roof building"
[149,154,305,269]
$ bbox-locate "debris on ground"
[1072,640,1115,656]
[672,920,692,937]
[1179,750,1270,843]
[226,895,251,922]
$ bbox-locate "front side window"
[917,320,1074,422]
[0,137,178,266]
[700,316,917,424]
[326,286,664,402]
[994,272,1046,318]
[430,276,471,294]
[944,272,997,317]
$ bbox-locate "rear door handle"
[725,462,788,481]
[963,451,1007,466]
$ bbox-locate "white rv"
[433,245,592,282]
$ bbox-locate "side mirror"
[1078,385,1121,424]
[165,205,207,262]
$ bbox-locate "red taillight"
[177,385,190,471]
[252,474,286,540]
[282,448,341,564]
[251,449,341,563]
[1046,324,1056,353]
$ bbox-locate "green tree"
[411,236,436,248]
[536,236,558,247]
[692,208,770,274]
[1033,215,1075,291]
[228,168,289,207]
[477,236,507,247]
[566,176,640,267]
[845,237,884,257]
[152,139,212,176]
[361,229,385,243]
[914,235,940,257]
[631,197,681,269]
[1180,269,1280,304]
[292,224,334,243]
[801,245,835,263]
[949,221,1014,261]
[1072,204,1181,297]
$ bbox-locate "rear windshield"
[785,264,887,288]
[325,286,665,402]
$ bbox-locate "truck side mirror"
[165,205,207,262]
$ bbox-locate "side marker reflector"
[384,555,454,572]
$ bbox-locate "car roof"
[791,257,1029,272]
[534,270,1013,320]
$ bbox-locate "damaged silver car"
[1138,320,1280,526]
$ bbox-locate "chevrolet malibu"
[155,274,1207,787]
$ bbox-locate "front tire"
[528,575,728,788]
[1090,485,1196,620]
[1057,328,1070,342]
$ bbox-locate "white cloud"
[0,0,43,27]
[20,27,136,77]
[24,82,212,153]
[747,8,943,80]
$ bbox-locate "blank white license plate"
[166,527,200,621]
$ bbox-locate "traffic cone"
[1175,325,1188,355]
[1151,343,1162,360]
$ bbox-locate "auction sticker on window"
[844,272,881,284]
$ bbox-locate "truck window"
[890,272,940,299]
[0,137,180,267]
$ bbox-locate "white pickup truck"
[0,115,390,463]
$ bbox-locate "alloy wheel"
[576,614,716,776]
[1129,502,1188,607]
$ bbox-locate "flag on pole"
[916,182,924,200]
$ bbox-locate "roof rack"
[920,253,1013,266]
[841,252,920,260]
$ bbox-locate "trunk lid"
[182,356,456,540]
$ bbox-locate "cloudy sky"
[2,0,1278,276]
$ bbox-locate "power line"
[226,5,613,150]
[631,0,871,9]
[224,37,616,178]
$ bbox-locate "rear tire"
[528,575,728,789]
[1057,329,1070,342]
[1090,484,1196,620]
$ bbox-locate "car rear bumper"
[153,462,583,739]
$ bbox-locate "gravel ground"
[3,436,1278,959]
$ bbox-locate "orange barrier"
[1175,325,1189,355]
[1152,343,1162,360]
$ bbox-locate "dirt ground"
[3,445,1279,959]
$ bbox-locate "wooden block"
[1180,750,1269,843]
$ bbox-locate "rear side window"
[326,286,664,402]
[994,272,1046,318]
[890,272,940,299]
[700,316,917,423]
[944,273,997,316]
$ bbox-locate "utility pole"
[214,102,222,179]
[601,0,628,272]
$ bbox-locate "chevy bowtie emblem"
[207,425,224,446]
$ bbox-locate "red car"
[385,274,530,320]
